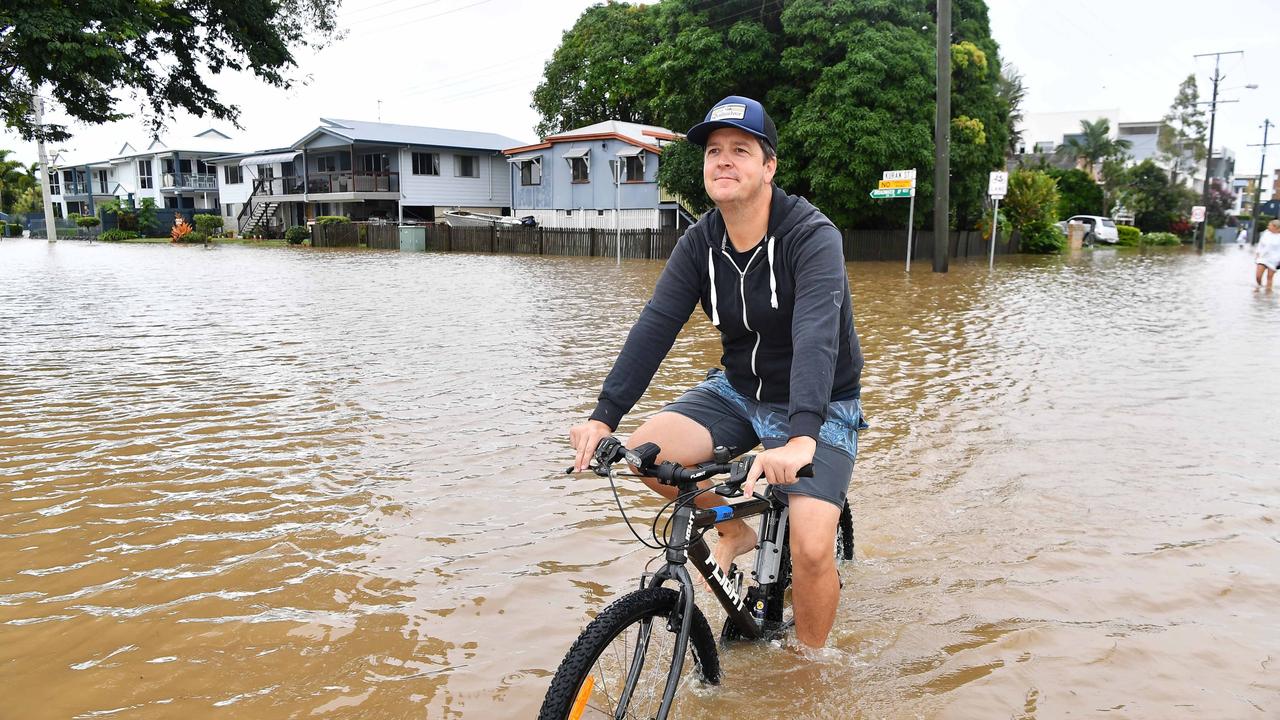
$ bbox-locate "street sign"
[878,179,914,189]
[988,171,1008,198]
[1191,205,1206,223]
[870,188,914,199]
[883,169,916,181]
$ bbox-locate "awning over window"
[506,154,542,164]
[561,147,590,160]
[238,151,301,167]
[615,145,646,157]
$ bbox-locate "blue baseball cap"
[686,95,778,151]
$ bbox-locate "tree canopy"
[0,0,340,143]
[1055,118,1131,177]
[1158,74,1207,186]
[532,0,1012,230]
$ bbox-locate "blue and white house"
[503,121,692,230]
[207,118,527,235]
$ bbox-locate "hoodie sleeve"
[589,233,704,430]
[786,223,845,440]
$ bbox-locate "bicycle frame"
[629,477,790,717]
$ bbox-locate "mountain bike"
[538,437,855,720]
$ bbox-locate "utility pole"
[933,0,951,273]
[1194,50,1243,251]
[1247,119,1277,244]
[33,93,59,243]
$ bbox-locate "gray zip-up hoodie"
[590,185,863,441]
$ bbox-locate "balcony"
[161,173,218,190]
[305,171,399,194]
[60,181,112,196]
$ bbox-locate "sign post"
[873,169,917,271]
[1191,205,1206,243]
[987,171,1008,269]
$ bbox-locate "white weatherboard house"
[45,128,239,218]
[207,118,527,235]
[503,121,694,230]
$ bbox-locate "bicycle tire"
[538,586,720,720]
[763,500,853,623]
[836,500,855,562]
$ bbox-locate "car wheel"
[1084,232,1095,246]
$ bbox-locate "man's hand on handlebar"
[742,436,817,498]
[569,419,613,472]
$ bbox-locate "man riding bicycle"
[569,95,866,649]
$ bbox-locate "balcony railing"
[161,173,218,190]
[61,181,90,196]
[305,171,399,194]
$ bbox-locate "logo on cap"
[708,104,747,121]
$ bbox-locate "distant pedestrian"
[1256,219,1280,289]
[1236,226,1248,244]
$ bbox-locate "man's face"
[702,127,776,208]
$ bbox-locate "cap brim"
[686,120,771,148]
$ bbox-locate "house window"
[53,203,63,218]
[623,154,645,182]
[179,158,192,174]
[316,155,337,173]
[65,201,86,215]
[97,169,109,194]
[362,153,389,172]
[571,157,589,183]
[49,170,61,195]
[257,164,274,180]
[412,152,440,176]
[455,154,479,178]
[164,197,178,209]
[196,159,210,175]
[520,158,541,186]
[223,165,243,184]
[138,160,153,189]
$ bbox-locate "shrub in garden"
[1168,217,1193,239]
[170,216,193,243]
[76,216,101,231]
[99,229,140,242]
[185,231,209,244]
[1018,219,1065,254]
[1116,224,1141,246]
[1141,232,1181,246]
[138,198,159,235]
[314,215,350,225]
[193,214,225,236]
[284,225,310,245]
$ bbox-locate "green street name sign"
[869,188,914,199]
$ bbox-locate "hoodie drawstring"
[766,236,778,309]
[708,247,720,326]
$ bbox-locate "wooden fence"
[311,222,400,249]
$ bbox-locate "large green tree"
[1157,74,1207,187]
[1047,168,1103,218]
[531,2,662,137]
[533,0,1012,230]
[1115,159,1195,232]
[0,150,39,213]
[0,0,339,143]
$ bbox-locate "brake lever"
[714,456,755,497]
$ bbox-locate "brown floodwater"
[1,238,1278,719]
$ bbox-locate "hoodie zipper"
[719,244,765,400]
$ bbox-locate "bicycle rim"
[540,587,719,720]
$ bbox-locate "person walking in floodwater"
[1256,219,1280,289]
[568,95,867,650]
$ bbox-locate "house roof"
[298,118,528,152]
[502,120,677,157]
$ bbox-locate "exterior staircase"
[236,178,278,237]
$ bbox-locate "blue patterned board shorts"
[661,369,868,509]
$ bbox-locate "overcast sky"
[7,0,1278,195]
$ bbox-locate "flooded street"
[2,238,1278,719]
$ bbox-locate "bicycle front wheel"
[538,586,720,720]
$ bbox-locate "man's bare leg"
[628,413,757,575]
[787,495,842,648]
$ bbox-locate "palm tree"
[0,150,27,213]
[1056,118,1132,179]
[996,62,1027,157]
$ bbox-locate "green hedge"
[1141,231,1181,246]
[284,226,310,244]
[100,229,140,242]
[314,215,350,225]
[1019,219,1065,254]
[1116,224,1141,246]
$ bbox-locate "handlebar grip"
[797,463,815,478]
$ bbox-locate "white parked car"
[1066,215,1120,245]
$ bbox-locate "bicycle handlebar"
[566,436,813,492]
